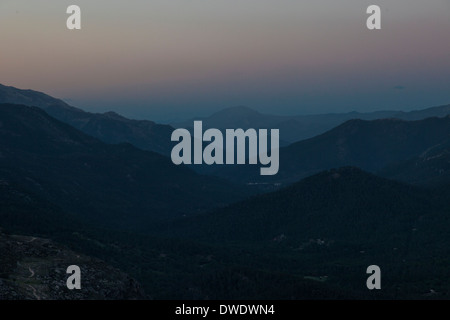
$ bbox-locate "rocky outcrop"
[0,231,145,300]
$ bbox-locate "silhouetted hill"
[209,116,450,185]
[0,84,174,155]
[278,117,450,182]
[162,167,450,298]
[0,103,248,230]
[167,167,436,243]
[0,84,70,109]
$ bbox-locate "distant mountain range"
[173,104,450,144]
[2,83,450,154]
[3,83,450,187]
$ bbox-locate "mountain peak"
[103,111,126,120]
[214,106,260,116]
[0,83,70,110]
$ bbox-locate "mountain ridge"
[0,103,249,230]
[155,166,450,298]
[173,104,450,144]
[204,115,450,185]
[0,84,174,156]
[2,83,450,153]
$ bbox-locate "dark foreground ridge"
[0,230,145,300]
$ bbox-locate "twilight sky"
[1,0,449,122]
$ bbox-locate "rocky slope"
[0,231,145,300]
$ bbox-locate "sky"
[1,0,449,122]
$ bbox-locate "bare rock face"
[0,231,145,300]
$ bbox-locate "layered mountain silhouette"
[0,103,248,231]
[0,84,174,156]
[2,83,450,156]
[2,82,450,299]
[206,116,450,185]
[174,104,450,144]
[165,167,438,243]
